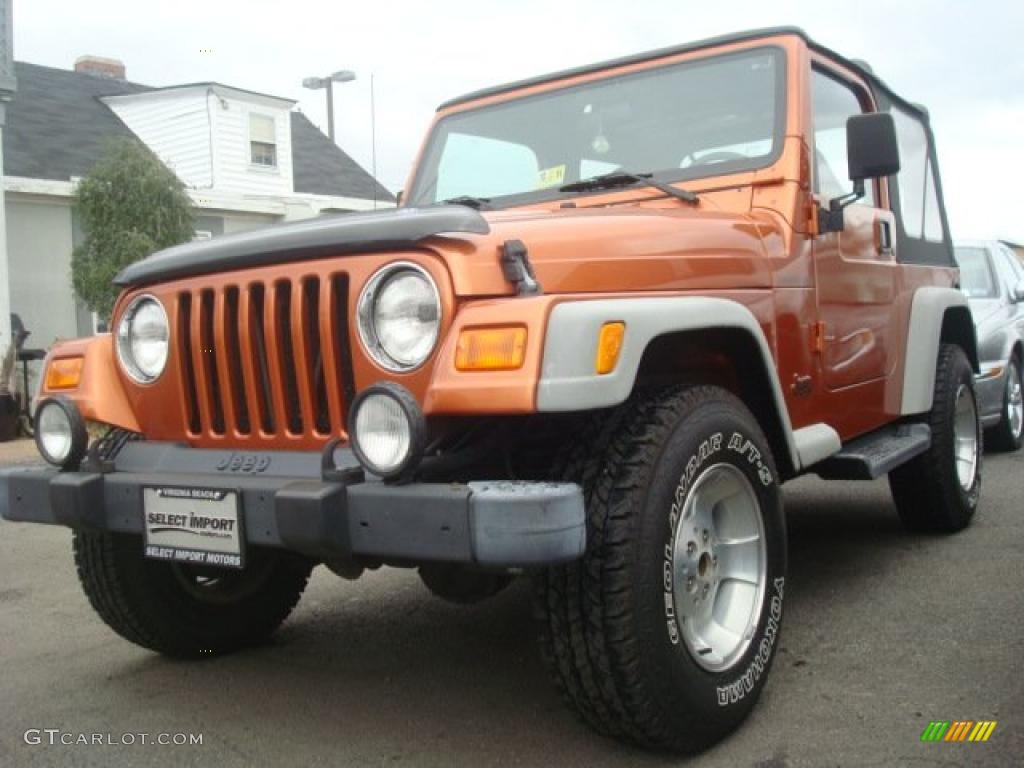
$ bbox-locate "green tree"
[72,138,194,321]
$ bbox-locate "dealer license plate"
[143,487,244,569]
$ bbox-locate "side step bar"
[814,423,931,481]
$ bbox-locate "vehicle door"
[993,244,1024,345]
[811,67,900,391]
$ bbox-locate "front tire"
[535,386,787,753]
[986,356,1023,452]
[74,531,313,657]
[889,344,981,532]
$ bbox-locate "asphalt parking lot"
[0,446,1021,768]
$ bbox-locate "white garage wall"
[5,198,78,348]
[221,211,281,234]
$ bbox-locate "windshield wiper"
[559,171,698,205]
[439,195,493,210]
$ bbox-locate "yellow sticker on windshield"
[537,165,566,189]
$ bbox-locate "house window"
[249,114,277,168]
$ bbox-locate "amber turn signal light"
[455,327,527,371]
[45,357,84,390]
[595,322,625,374]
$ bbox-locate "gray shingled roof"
[3,61,393,202]
[4,62,149,181]
[290,111,393,202]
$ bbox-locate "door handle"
[876,219,894,256]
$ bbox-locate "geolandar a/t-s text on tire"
[536,386,786,753]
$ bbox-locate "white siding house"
[99,83,388,221]
[102,85,351,213]
[208,93,295,197]
[105,86,298,199]
[102,88,217,188]
[2,59,394,390]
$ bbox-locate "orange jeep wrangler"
[2,27,979,752]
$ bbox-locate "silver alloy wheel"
[1006,361,1023,440]
[672,463,767,672]
[954,383,980,491]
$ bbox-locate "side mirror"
[1013,281,1024,303]
[395,189,404,206]
[847,112,900,182]
[819,112,901,234]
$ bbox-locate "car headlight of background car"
[115,294,169,384]
[357,262,441,372]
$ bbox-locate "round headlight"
[357,263,440,372]
[116,295,169,383]
[348,382,426,479]
[35,396,89,469]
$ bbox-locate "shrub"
[72,139,194,321]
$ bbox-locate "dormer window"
[249,113,277,167]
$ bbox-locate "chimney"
[74,55,125,80]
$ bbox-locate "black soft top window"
[872,91,955,266]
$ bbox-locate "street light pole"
[302,70,355,144]
[325,79,335,142]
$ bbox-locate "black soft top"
[437,26,927,122]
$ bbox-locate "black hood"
[114,205,490,287]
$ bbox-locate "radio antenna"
[370,73,378,210]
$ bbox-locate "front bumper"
[0,442,586,568]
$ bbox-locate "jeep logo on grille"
[215,452,271,473]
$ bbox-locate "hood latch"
[500,239,541,296]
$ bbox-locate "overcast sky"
[14,0,1024,242]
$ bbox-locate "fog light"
[348,382,426,479]
[34,396,89,469]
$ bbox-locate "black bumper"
[0,442,586,568]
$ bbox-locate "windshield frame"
[406,44,788,208]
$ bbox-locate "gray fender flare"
[536,297,840,472]
[901,287,976,415]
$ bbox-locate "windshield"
[955,247,998,299]
[407,47,784,207]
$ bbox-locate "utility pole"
[0,0,18,401]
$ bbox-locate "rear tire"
[73,531,313,657]
[889,344,981,532]
[534,386,786,753]
[985,356,1023,452]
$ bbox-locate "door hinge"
[811,321,828,355]
[807,200,821,236]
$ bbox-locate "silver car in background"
[955,240,1024,451]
